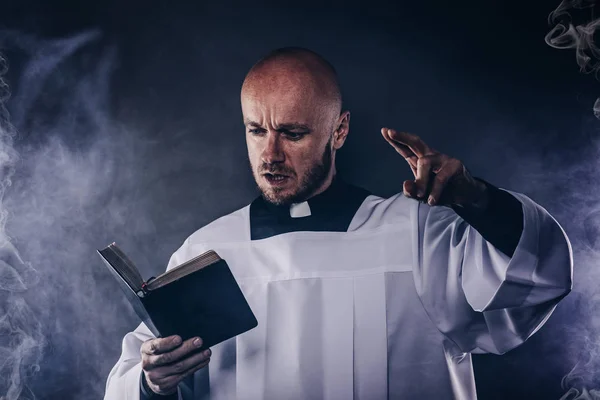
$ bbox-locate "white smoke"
[551,143,600,400]
[0,27,215,398]
[0,53,44,400]
[545,0,600,118]
[0,30,125,399]
[544,2,600,399]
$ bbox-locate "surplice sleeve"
[411,182,573,355]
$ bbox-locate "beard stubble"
[255,136,333,206]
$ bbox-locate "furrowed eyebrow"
[244,120,311,131]
[244,120,262,127]
[277,123,310,131]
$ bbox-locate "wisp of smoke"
[544,1,600,399]
[0,28,121,399]
[545,0,600,118]
[0,27,217,398]
[0,54,44,400]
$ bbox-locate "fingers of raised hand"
[427,158,461,206]
[381,127,462,206]
[405,154,442,200]
[381,128,416,160]
[403,156,461,205]
[382,128,432,157]
[414,156,436,198]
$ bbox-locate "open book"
[98,243,258,350]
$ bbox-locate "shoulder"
[348,191,463,232]
[167,206,250,270]
[348,191,418,231]
[186,205,250,245]
[166,204,250,270]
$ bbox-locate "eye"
[283,131,306,141]
[249,128,265,135]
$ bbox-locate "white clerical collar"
[289,201,312,218]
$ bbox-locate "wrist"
[469,178,489,210]
[141,371,178,399]
[452,178,489,210]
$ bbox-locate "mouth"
[262,173,291,186]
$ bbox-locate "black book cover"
[99,251,258,351]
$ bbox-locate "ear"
[332,111,350,150]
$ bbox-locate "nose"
[261,132,285,165]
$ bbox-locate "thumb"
[403,180,418,198]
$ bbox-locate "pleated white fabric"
[104,190,572,400]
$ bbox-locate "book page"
[146,250,220,291]
[99,243,145,292]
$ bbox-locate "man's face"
[242,71,343,205]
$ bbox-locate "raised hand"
[381,128,488,208]
[141,335,211,395]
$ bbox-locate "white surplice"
[104,189,572,400]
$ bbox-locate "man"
[104,47,573,400]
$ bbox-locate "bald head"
[242,47,342,116]
[241,47,350,205]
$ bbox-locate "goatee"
[257,138,333,206]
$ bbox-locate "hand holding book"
[97,242,258,393]
[140,335,211,396]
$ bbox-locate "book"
[97,243,258,351]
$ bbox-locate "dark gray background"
[0,0,599,399]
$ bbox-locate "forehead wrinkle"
[241,67,339,134]
[242,90,322,126]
